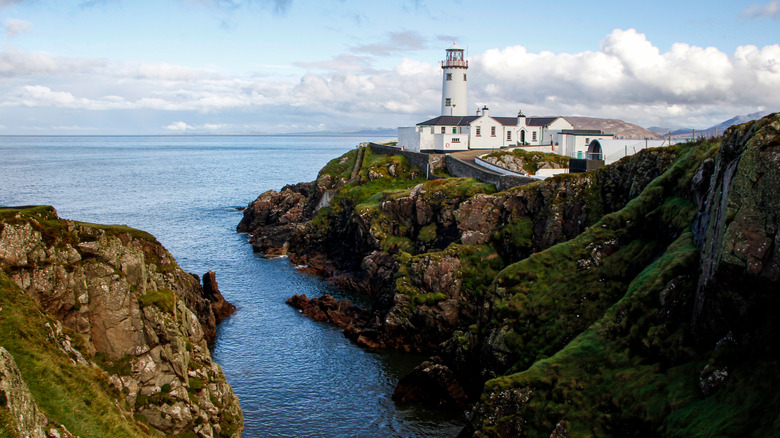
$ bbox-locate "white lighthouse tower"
[440,43,468,116]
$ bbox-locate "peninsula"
[239,114,779,436]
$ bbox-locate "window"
[491,126,496,137]
[463,74,467,81]
[476,126,481,137]
[507,131,512,141]
[585,138,590,144]
[441,127,446,134]
[431,126,434,134]
[445,98,451,106]
[446,73,452,81]
[532,132,537,141]
[452,138,460,143]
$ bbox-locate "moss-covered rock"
[0,207,242,437]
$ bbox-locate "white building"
[441,43,468,116]
[585,138,679,165]
[398,44,587,153]
[557,130,615,160]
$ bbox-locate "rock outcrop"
[0,207,242,437]
[0,347,48,438]
[239,114,779,436]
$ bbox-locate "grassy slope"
[0,272,148,437]
[470,137,780,436]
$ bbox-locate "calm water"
[0,135,465,437]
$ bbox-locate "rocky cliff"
[0,207,242,438]
[239,114,779,436]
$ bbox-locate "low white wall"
[535,168,569,178]
[397,127,420,152]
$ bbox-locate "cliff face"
[462,114,779,436]
[239,143,680,354]
[0,207,241,438]
[240,114,779,436]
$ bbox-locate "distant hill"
[649,111,774,138]
[704,111,774,136]
[564,116,661,139]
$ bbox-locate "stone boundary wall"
[368,143,444,179]
[474,155,526,176]
[444,155,536,191]
[368,143,535,191]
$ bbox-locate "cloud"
[0,29,777,133]
[470,29,779,126]
[352,31,429,56]
[294,54,373,72]
[0,0,26,9]
[2,18,32,38]
[181,0,292,14]
[743,1,780,19]
[163,121,228,132]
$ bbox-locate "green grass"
[0,206,157,243]
[137,288,176,315]
[0,272,149,437]
[465,138,776,436]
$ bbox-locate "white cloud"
[2,18,32,38]
[469,29,779,126]
[0,29,777,133]
[164,121,191,131]
[163,121,228,132]
[743,1,780,19]
[0,0,26,9]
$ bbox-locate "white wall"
[434,132,469,151]
[469,116,504,149]
[441,67,468,116]
[397,127,421,152]
[596,139,678,164]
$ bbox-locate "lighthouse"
[440,43,468,116]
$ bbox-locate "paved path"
[447,149,505,175]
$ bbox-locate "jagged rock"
[237,182,315,256]
[392,358,469,410]
[286,293,363,327]
[692,114,780,343]
[0,207,243,437]
[0,347,48,438]
[202,271,236,323]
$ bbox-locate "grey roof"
[560,129,607,135]
[417,116,480,126]
[417,115,564,127]
[526,117,560,127]
[493,117,519,126]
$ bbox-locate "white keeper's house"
[398,44,603,156]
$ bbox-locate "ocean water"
[0,135,465,437]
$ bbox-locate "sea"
[0,135,465,437]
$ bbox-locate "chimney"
[517,109,526,127]
[476,107,481,116]
[482,106,489,117]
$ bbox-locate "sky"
[0,0,778,135]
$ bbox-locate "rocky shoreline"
[241,114,779,436]
[0,206,242,437]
